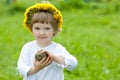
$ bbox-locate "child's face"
[32,23,55,46]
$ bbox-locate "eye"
[34,27,40,30]
[45,27,50,30]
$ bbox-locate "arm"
[17,44,32,78]
[17,44,53,77]
[27,56,52,76]
[51,51,77,70]
[40,50,66,65]
[39,49,77,70]
[56,45,78,71]
[64,54,77,71]
[51,55,65,65]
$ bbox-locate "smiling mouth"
[39,36,47,39]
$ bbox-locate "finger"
[42,50,51,56]
[40,50,47,53]
[45,58,53,66]
[44,56,52,64]
[40,50,50,57]
[45,52,54,58]
[34,59,39,66]
[39,56,47,63]
[37,50,43,53]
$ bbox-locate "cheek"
[32,31,38,36]
[46,32,54,38]
[49,31,55,36]
[47,32,53,37]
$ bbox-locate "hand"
[27,54,52,76]
[39,50,55,59]
[39,50,65,65]
[37,50,65,65]
[34,56,52,71]
[35,50,48,62]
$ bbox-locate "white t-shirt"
[17,40,77,80]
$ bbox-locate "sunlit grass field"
[0,0,120,80]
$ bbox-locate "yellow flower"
[23,3,62,31]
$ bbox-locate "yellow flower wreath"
[23,3,63,31]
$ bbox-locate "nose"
[39,30,45,35]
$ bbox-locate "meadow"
[0,0,120,80]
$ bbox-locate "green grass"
[0,0,120,80]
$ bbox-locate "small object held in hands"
[35,51,48,62]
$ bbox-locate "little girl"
[17,2,77,80]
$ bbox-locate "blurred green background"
[0,0,120,80]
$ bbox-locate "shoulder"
[52,41,67,51]
[52,42,65,48]
[22,40,36,49]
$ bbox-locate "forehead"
[33,23,53,28]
